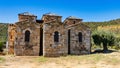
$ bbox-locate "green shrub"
[111,45,120,50]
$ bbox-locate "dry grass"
[0,57,5,63]
[0,52,120,68]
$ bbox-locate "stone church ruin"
[8,12,91,57]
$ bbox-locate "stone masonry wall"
[14,21,41,56]
[43,22,67,57]
[67,24,91,55]
[42,15,62,23]
[8,24,16,54]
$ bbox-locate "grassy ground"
[0,51,120,68]
[0,57,5,63]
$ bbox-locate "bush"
[113,37,120,50]
[111,45,120,50]
[0,42,4,52]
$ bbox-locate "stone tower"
[64,16,91,55]
[42,13,62,23]
[8,12,42,56]
[18,12,37,22]
[64,16,83,26]
[42,13,68,57]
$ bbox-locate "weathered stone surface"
[8,12,91,57]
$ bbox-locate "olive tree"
[92,30,115,52]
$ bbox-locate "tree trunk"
[103,43,108,53]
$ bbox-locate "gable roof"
[66,22,90,30]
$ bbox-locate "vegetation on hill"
[0,42,4,52]
[0,23,8,52]
[0,23,8,42]
[83,19,120,51]
[97,25,120,37]
[83,19,120,31]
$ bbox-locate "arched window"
[73,21,76,24]
[25,30,30,42]
[78,32,82,42]
[54,31,59,42]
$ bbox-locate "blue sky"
[0,0,120,23]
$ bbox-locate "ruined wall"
[8,24,16,54]
[14,22,41,56]
[43,22,67,57]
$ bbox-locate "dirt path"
[0,52,120,68]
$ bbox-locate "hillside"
[83,19,120,31]
[97,25,120,37]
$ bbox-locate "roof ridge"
[19,12,35,16]
[43,12,61,16]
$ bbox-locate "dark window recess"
[68,29,71,54]
[39,28,43,56]
[10,35,12,39]
[54,31,59,42]
[78,32,82,42]
[73,21,76,24]
[25,30,30,42]
[36,20,44,23]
